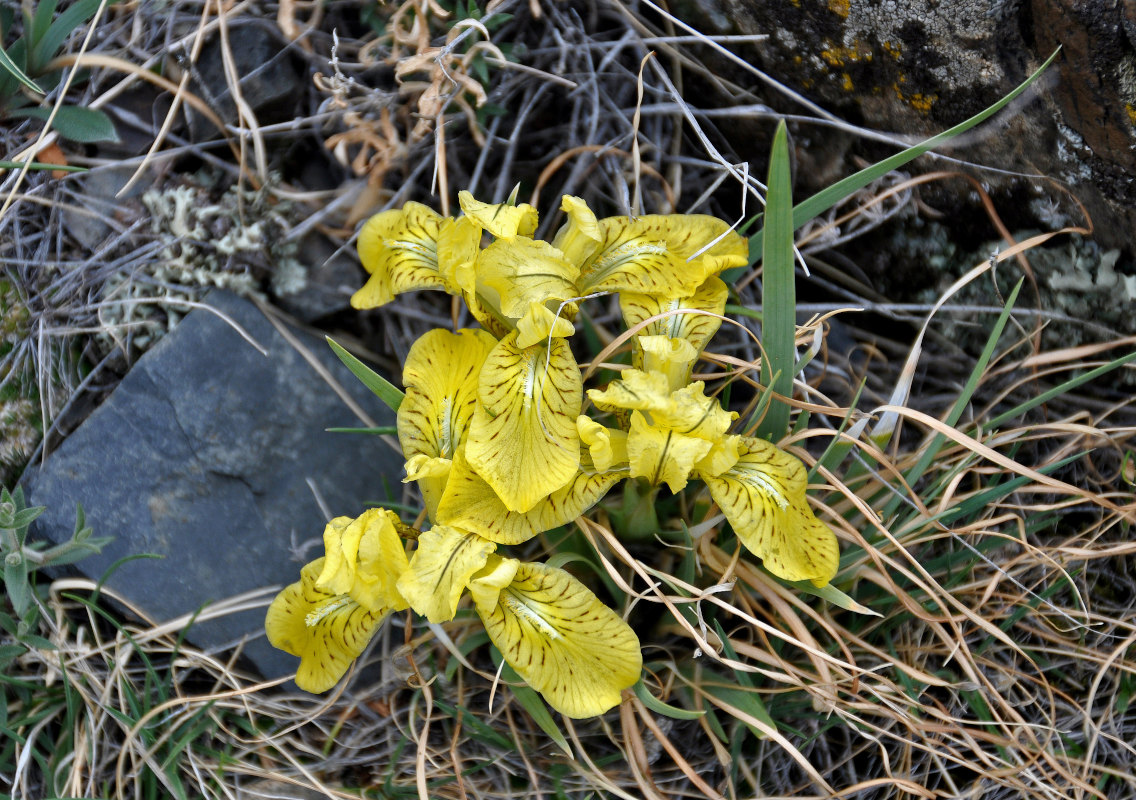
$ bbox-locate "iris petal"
[473,560,642,719]
[396,526,496,623]
[351,203,450,309]
[266,558,387,693]
[699,437,839,586]
[436,446,621,544]
[466,332,582,513]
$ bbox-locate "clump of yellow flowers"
[265,191,839,719]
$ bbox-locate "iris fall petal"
[474,560,642,718]
[351,203,450,309]
[436,445,621,545]
[466,332,583,513]
[265,558,387,693]
[699,436,839,586]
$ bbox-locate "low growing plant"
[0,0,117,147]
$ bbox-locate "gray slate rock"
[187,24,304,140]
[21,290,404,681]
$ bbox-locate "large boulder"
[21,291,404,681]
[696,0,1136,254]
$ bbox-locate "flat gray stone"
[21,290,404,680]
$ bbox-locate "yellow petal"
[589,370,736,440]
[651,380,737,439]
[436,445,621,544]
[475,237,580,319]
[577,215,746,298]
[351,203,450,309]
[588,368,672,416]
[550,195,601,266]
[476,560,642,718]
[437,216,482,295]
[620,276,729,353]
[458,190,538,238]
[462,288,513,340]
[396,525,496,623]
[402,453,451,522]
[694,433,741,478]
[636,335,698,392]
[265,558,387,693]
[466,332,583,513]
[577,416,628,472]
[399,328,498,464]
[516,301,576,349]
[626,410,713,493]
[468,554,521,614]
[699,436,839,586]
[317,509,410,612]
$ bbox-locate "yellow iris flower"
[585,337,840,587]
[271,191,839,719]
[265,511,410,692]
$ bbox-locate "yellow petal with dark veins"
[352,203,450,309]
[475,237,580,319]
[436,445,621,544]
[626,410,713,493]
[699,436,839,586]
[458,191,538,238]
[578,215,746,298]
[466,332,582,513]
[474,560,642,719]
[396,526,496,623]
[398,328,498,465]
[265,558,387,693]
[620,276,729,353]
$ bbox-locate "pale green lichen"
[94,175,308,354]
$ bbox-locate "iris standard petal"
[475,237,580,319]
[458,190,538,238]
[550,195,602,266]
[316,509,410,613]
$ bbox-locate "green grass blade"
[632,678,705,720]
[748,49,1060,256]
[496,659,572,758]
[0,159,86,172]
[326,336,403,412]
[984,349,1136,430]
[33,0,105,70]
[757,120,795,442]
[0,42,43,93]
[880,278,1024,520]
